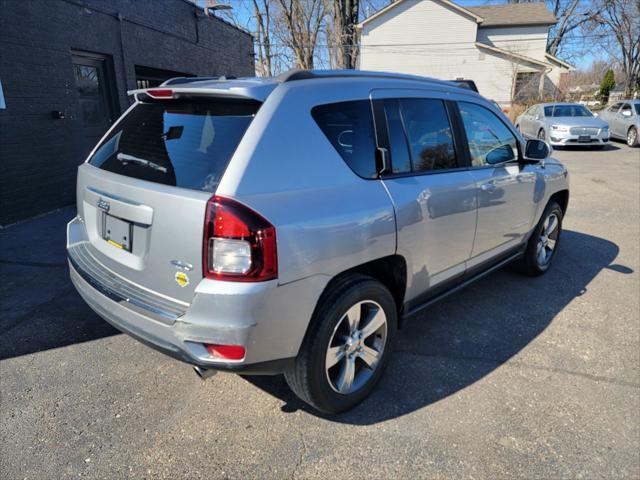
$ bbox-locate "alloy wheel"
[628,128,637,147]
[325,300,388,395]
[536,213,559,267]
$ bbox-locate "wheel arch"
[313,255,408,329]
[549,189,569,214]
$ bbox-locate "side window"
[383,99,412,174]
[609,102,623,112]
[396,98,457,172]
[311,100,377,179]
[458,101,519,167]
[621,103,632,115]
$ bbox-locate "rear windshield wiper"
[116,153,167,173]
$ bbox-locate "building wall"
[476,25,550,62]
[360,0,479,75]
[0,0,254,226]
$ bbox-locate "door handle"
[480,182,497,193]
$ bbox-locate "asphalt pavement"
[1,141,639,479]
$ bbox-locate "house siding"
[477,25,550,62]
[360,0,479,74]
[358,0,565,108]
[0,0,254,226]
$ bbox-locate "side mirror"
[523,139,550,162]
[622,110,632,117]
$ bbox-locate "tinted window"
[459,102,518,167]
[543,104,593,117]
[312,100,377,178]
[397,98,457,172]
[383,99,412,174]
[88,99,259,191]
[635,104,640,115]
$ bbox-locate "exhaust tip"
[193,365,217,380]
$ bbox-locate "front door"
[371,90,478,304]
[72,53,117,157]
[456,100,537,265]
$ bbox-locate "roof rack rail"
[162,76,238,86]
[276,69,479,94]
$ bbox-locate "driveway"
[1,143,639,479]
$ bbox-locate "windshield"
[88,98,260,191]
[544,105,593,118]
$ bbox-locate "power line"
[251,32,620,49]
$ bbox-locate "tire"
[537,129,546,141]
[627,126,639,147]
[516,201,563,276]
[285,274,398,414]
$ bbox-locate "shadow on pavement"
[244,229,631,424]
[0,207,119,360]
[1,210,632,423]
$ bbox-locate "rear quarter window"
[311,100,377,179]
[88,98,260,191]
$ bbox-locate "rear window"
[88,98,260,191]
[311,100,377,179]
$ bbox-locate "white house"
[357,0,574,108]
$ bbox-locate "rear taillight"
[205,343,246,361]
[203,196,277,282]
[146,89,174,99]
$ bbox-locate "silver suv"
[67,70,569,413]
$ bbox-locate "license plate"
[102,213,133,252]
[578,135,591,142]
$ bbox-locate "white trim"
[545,53,574,71]
[475,42,551,69]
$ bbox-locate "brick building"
[0,0,254,225]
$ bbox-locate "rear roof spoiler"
[449,79,479,93]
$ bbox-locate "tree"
[329,0,360,69]
[275,0,327,69]
[598,69,616,101]
[590,0,640,97]
[506,1,601,58]
[252,0,276,76]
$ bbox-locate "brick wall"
[0,0,254,226]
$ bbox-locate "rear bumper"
[69,261,294,374]
[67,216,325,375]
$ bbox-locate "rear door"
[455,100,537,265]
[604,103,623,137]
[616,103,634,137]
[371,89,477,303]
[520,106,535,137]
[76,95,260,302]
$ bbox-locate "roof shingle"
[469,3,557,27]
